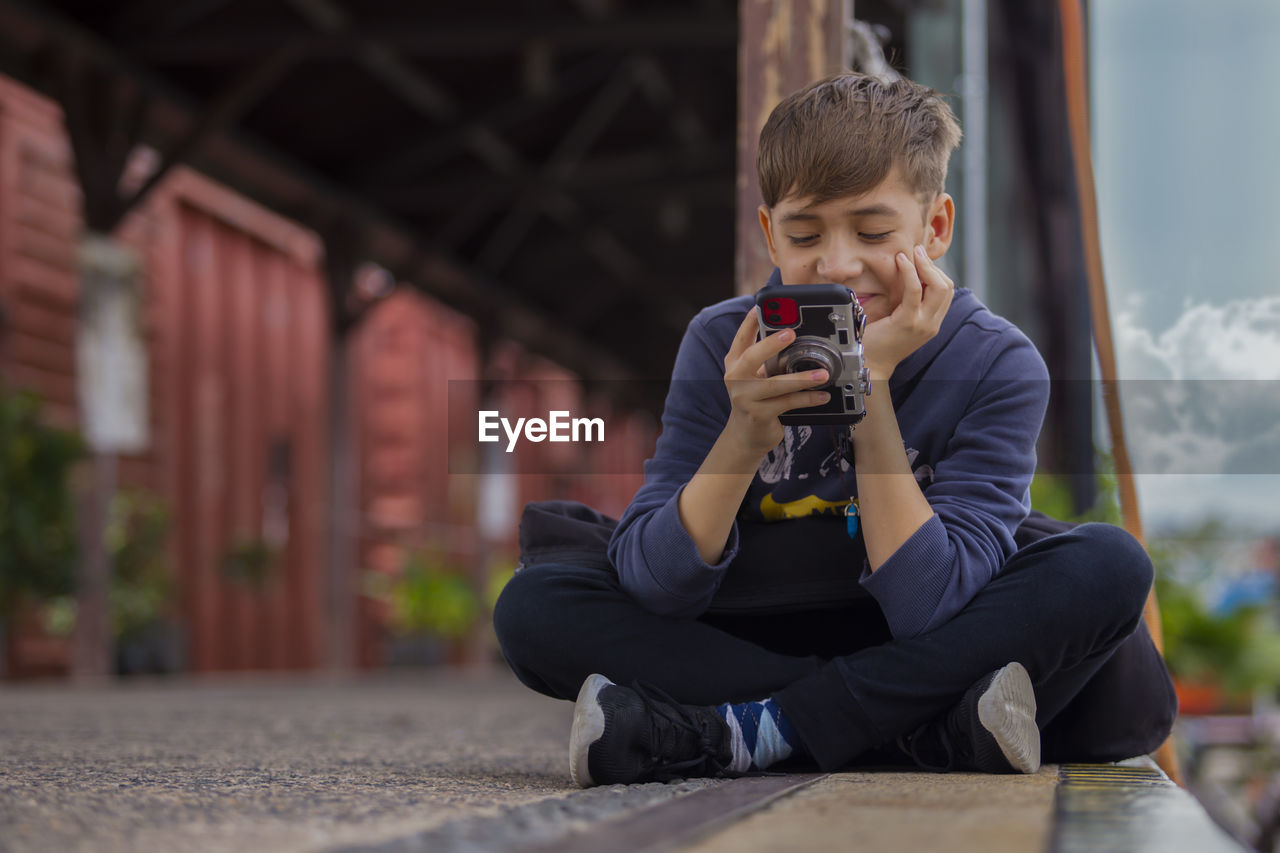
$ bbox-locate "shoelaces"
[630,680,729,781]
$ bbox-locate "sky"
[1091,0,1280,531]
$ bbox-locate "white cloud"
[1107,296,1280,529]
[1114,295,1280,380]
[1138,475,1280,532]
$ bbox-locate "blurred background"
[0,0,1276,844]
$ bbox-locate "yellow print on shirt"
[759,492,853,522]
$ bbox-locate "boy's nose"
[816,247,864,283]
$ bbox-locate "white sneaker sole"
[569,673,614,788]
[976,662,1041,774]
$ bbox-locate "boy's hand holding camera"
[675,315,824,565]
[721,315,833,460]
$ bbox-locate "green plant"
[1153,529,1280,698]
[0,386,86,620]
[107,489,173,639]
[1030,449,1122,524]
[220,538,278,589]
[484,559,516,614]
[364,545,479,640]
[1037,454,1280,699]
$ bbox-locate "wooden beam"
[370,172,731,214]
[0,0,676,387]
[477,63,637,273]
[736,0,850,294]
[117,41,307,228]
[281,0,701,324]
[132,18,739,63]
[55,47,125,231]
[347,54,617,188]
[112,0,234,39]
[50,35,303,233]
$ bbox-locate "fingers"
[765,368,831,394]
[728,306,761,359]
[912,244,955,324]
[864,244,955,379]
[725,308,801,379]
[895,250,924,315]
[726,367,830,407]
[893,245,954,323]
[733,381,832,420]
[764,387,832,417]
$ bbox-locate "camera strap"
[834,426,860,538]
[835,426,856,467]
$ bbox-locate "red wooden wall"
[0,73,657,675]
[351,292,653,666]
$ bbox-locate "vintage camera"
[755,283,871,425]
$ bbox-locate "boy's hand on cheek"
[861,245,954,381]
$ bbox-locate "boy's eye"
[859,231,891,241]
[787,234,819,246]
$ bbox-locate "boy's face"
[757,168,955,323]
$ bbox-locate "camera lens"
[779,340,841,382]
[767,313,781,324]
[765,299,779,311]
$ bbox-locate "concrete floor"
[3,671,581,851]
[688,770,1059,853]
[0,670,1243,853]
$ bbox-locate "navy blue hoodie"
[607,273,1051,637]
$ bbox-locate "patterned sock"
[716,698,807,773]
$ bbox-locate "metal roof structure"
[0,0,743,399]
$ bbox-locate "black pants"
[494,522,1178,771]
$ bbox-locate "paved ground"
[4,670,571,851]
[0,669,1245,852]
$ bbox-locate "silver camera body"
[756,283,871,426]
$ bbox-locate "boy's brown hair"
[757,72,962,208]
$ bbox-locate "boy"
[495,72,1176,786]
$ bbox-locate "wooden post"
[72,234,147,679]
[1056,0,1182,785]
[321,231,363,672]
[736,0,850,295]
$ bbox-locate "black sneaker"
[569,674,734,787]
[899,661,1040,774]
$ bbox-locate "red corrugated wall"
[151,195,329,671]
[0,73,335,672]
[350,294,654,666]
[0,73,657,674]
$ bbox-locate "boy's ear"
[757,204,781,266]
[925,193,956,260]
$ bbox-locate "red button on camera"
[763,297,799,326]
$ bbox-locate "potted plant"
[109,489,182,675]
[0,386,84,677]
[1157,569,1280,714]
[363,544,479,666]
[220,537,279,589]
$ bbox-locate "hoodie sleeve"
[606,306,745,618]
[858,328,1050,637]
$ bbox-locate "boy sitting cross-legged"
[495,71,1177,786]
